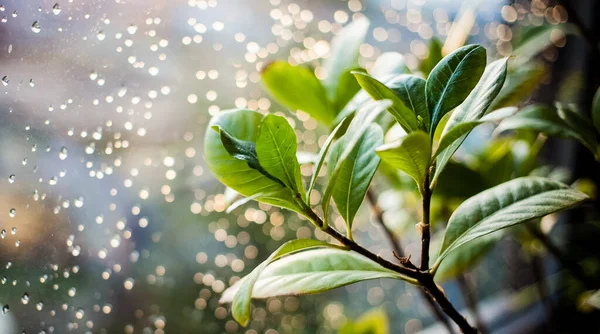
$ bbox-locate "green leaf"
[426,44,487,134]
[593,86,600,134]
[221,248,412,305]
[434,233,498,282]
[489,61,546,111]
[419,37,443,77]
[434,177,589,270]
[556,104,598,154]
[339,308,389,334]
[511,23,578,67]
[334,68,365,112]
[322,17,370,99]
[222,239,338,326]
[322,100,391,229]
[371,52,410,78]
[353,72,420,132]
[376,131,431,194]
[204,109,303,212]
[496,105,593,152]
[433,107,517,161]
[389,74,429,131]
[256,114,305,196]
[329,124,384,238]
[307,117,351,198]
[261,61,335,125]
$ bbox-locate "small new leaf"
[353,72,420,132]
[256,114,305,196]
[376,131,431,194]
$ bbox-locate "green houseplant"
[203,18,590,333]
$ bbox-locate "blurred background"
[0,0,598,333]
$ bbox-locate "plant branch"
[421,275,478,334]
[421,170,432,270]
[366,189,456,334]
[526,224,596,290]
[307,191,476,333]
[457,274,487,334]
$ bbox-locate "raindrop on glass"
[21,293,29,305]
[59,146,68,160]
[52,3,61,15]
[8,174,15,184]
[31,21,41,33]
[8,208,15,218]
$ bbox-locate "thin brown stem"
[303,195,476,333]
[457,274,487,334]
[366,189,455,334]
[526,224,596,290]
[421,171,432,270]
[421,275,478,334]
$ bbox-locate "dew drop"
[21,293,29,305]
[59,146,68,160]
[8,208,15,218]
[127,24,138,35]
[97,30,106,41]
[36,301,43,311]
[2,305,8,314]
[31,21,41,33]
[8,174,15,184]
[52,3,61,15]
[1,76,8,86]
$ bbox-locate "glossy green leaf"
[261,61,335,125]
[371,52,410,78]
[593,86,600,134]
[322,17,370,99]
[426,44,487,134]
[221,248,412,304]
[334,68,365,112]
[329,124,383,238]
[204,109,303,212]
[222,239,338,326]
[353,72,419,132]
[433,107,517,161]
[496,105,587,146]
[307,118,350,198]
[432,58,508,184]
[322,100,391,229]
[256,114,305,196]
[556,105,598,153]
[389,74,429,131]
[435,177,589,270]
[489,61,546,111]
[419,37,443,77]
[339,308,389,334]
[376,131,431,194]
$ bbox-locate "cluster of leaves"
[204,17,589,329]
[497,87,600,161]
